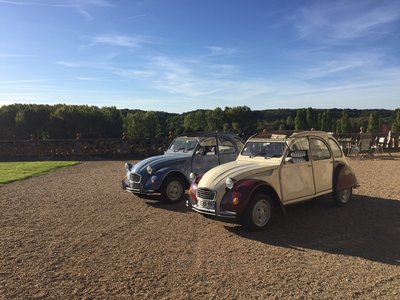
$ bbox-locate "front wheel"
[160,176,185,203]
[333,187,352,207]
[241,193,273,231]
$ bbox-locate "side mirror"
[125,162,132,171]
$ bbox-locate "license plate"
[130,182,140,190]
[198,199,215,210]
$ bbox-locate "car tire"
[241,193,273,231]
[161,176,185,203]
[333,187,352,207]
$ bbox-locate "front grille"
[131,182,140,191]
[130,173,141,182]
[197,188,216,201]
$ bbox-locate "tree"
[338,110,351,133]
[306,107,317,130]
[0,105,18,139]
[14,104,51,139]
[286,115,295,130]
[123,111,162,138]
[205,107,226,131]
[367,111,380,133]
[392,109,400,132]
[183,110,207,132]
[225,106,254,136]
[167,115,184,136]
[326,109,333,132]
[295,109,307,130]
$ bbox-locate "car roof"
[177,132,244,141]
[249,130,334,140]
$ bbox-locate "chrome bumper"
[187,200,237,219]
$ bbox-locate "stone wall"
[0,133,398,161]
[0,138,170,161]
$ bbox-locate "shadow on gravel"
[142,194,189,213]
[225,195,400,266]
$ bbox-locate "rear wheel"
[161,176,184,203]
[241,193,273,231]
[333,187,352,206]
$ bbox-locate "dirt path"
[1,158,399,299]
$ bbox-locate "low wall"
[0,138,170,161]
[0,133,398,161]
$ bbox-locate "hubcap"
[167,180,183,201]
[252,199,271,227]
[338,188,350,203]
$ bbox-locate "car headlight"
[146,165,153,175]
[226,177,234,190]
[189,172,196,182]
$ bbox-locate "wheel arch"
[250,183,282,209]
[333,162,358,192]
[163,170,190,189]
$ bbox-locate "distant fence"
[0,132,399,161]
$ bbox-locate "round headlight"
[189,172,196,182]
[146,165,153,175]
[226,177,234,190]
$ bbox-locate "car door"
[310,137,333,193]
[191,137,219,175]
[217,136,237,164]
[280,137,315,202]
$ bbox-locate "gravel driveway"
[1,158,399,299]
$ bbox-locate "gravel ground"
[1,155,400,299]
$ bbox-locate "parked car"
[122,132,244,203]
[187,131,358,230]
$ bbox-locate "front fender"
[220,179,275,214]
[143,167,186,191]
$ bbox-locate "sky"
[0,0,400,113]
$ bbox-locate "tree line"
[0,104,399,140]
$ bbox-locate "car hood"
[198,159,280,189]
[131,153,189,174]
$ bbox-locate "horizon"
[1,0,400,114]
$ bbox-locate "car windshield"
[241,140,286,158]
[166,138,198,154]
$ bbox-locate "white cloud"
[0,0,79,7]
[205,46,238,56]
[56,61,80,67]
[300,51,383,80]
[90,34,152,48]
[0,53,36,58]
[79,9,93,22]
[79,0,114,7]
[293,1,400,43]
[0,79,44,85]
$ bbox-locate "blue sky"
[1,0,399,113]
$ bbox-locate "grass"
[0,161,80,184]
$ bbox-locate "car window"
[290,137,309,151]
[233,137,244,151]
[241,141,285,158]
[328,138,343,158]
[198,137,217,156]
[310,138,331,160]
[217,137,236,154]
